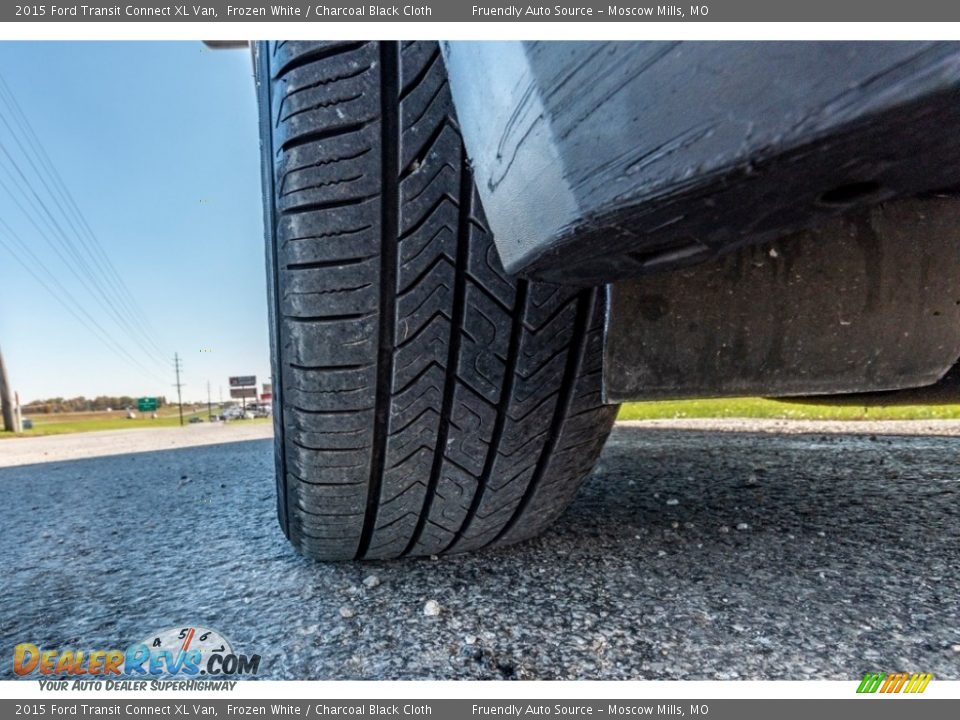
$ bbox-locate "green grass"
[1,408,270,438]
[6,398,959,438]
[617,397,960,421]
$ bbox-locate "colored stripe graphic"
[904,673,933,693]
[857,672,932,694]
[857,672,885,693]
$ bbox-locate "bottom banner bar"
[2,700,957,720]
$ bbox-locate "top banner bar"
[6,1,960,22]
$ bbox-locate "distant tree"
[23,394,158,413]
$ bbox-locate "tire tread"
[259,40,617,561]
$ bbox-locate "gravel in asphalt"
[1,425,957,680]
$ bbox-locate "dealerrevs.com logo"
[14,626,261,681]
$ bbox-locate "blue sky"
[0,42,270,403]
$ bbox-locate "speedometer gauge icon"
[139,626,233,661]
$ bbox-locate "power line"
[0,155,165,374]
[0,75,168,357]
[0,139,168,369]
[0,73,167,348]
[0,224,169,386]
[0,74,170,372]
[0,219,169,386]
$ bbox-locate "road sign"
[137,397,158,412]
[229,375,256,388]
[230,387,256,399]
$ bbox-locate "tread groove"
[401,147,472,557]
[289,362,369,372]
[400,118,453,180]
[355,41,400,561]
[283,311,375,323]
[280,194,378,216]
[273,41,368,80]
[285,255,375,271]
[489,289,594,547]
[289,404,374,416]
[399,46,441,103]
[443,279,529,553]
[280,121,372,154]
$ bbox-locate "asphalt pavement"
[2,425,958,680]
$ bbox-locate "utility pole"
[207,380,212,421]
[173,353,184,426]
[0,344,14,432]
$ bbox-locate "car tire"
[255,40,618,560]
